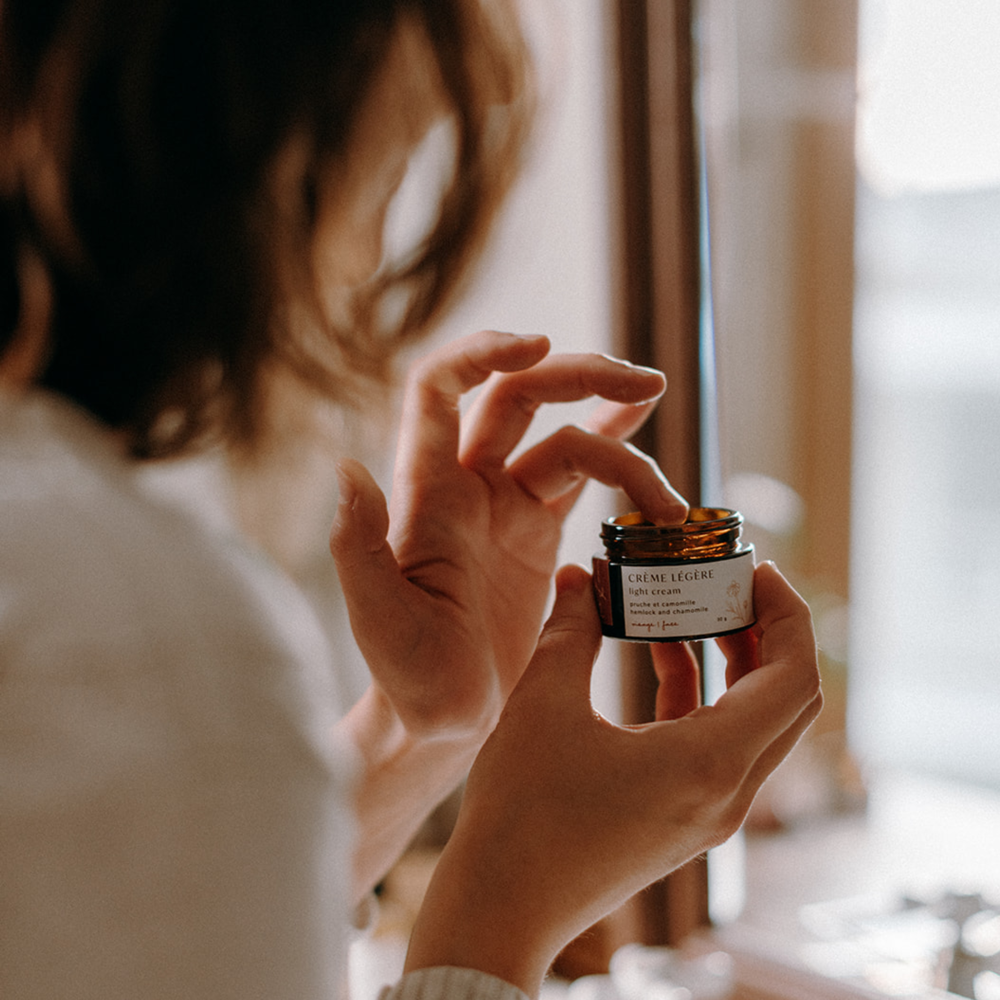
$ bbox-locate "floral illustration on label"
[724,580,751,623]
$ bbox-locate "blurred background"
[355,2,1000,997]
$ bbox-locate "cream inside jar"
[592,508,756,642]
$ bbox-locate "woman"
[0,2,822,997]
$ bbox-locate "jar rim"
[602,507,742,536]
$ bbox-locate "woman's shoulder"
[0,390,261,641]
[0,389,341,759]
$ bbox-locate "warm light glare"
[857,0,1000,194]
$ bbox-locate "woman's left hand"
[402,561,821,998]
[330,329,687,741]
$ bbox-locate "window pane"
[849,0,1000,786]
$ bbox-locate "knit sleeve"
[380,967,531,1000]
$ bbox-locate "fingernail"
[501,331,548,343]
[599,354,665,378]
[334,462,357,508]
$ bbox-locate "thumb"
[514,565,603,705]
[329,458,408,643]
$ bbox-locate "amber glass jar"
[592,508,755,642]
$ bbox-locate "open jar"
[592,508,756,642]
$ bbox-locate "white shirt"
[0,390,526,1000]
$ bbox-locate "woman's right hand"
[330,330,684,747]
[403,560,822,997]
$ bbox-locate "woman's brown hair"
[0,0,533,457]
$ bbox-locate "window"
[850,0,1000,788]
[697,2,1000,997]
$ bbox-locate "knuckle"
[804,686,824,723]
[787,593,818,636]
[406,351,438,387]
[549,423,591,454]
[712,800,749,844]
[685,774,752,846]
[327,526,349,560]
[807,670,823,706]
[795,653,823,708]
[505,387,540,421]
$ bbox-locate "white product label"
[621,549,755,639]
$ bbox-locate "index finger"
[698,561,820,762]
[460,354,666,470]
